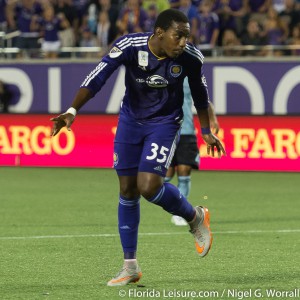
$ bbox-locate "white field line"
[0,229,300,240]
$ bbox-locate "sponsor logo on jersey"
[113,152,119,166]
[109,46,123,58]
[145,75,168,88]
[170,65,182,77]
[138,51,148,67]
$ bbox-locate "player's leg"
[165,165,191,225]
[170,164,192,226]
[165,155,185,224]
[138,171,195,221]
[177,164,192,198]
[137,121,193,219]
[138,123,212,257]
[117,175,140,261]
[107,174,142,287]
[137,171,212,257]
[108,156,142,286]
[172,164,193,225]
[108,117,144,286]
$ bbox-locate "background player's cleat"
[189,206,212,257]
[107,266,142,286]
[171,215,188,226]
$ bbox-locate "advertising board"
[1,115,299,171]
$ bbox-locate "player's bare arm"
[208,100,220,134]
[50,88,92,136]
[197,108,226,158]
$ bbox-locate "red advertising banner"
[0,114,299,171]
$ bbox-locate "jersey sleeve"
[80,35,133,96]
[185,45,210,111]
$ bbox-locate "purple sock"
[146,183,195,222]
[118,195,140,259]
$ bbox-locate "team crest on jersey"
[138,51,148,67]
[113,152,119,166]
[170,65,182,77]
[109,47,123,58]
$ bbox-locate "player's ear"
[155,27,164,39]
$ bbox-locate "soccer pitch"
[0,167,299,300]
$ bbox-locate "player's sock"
[146,183,195,222]
[164,176,172,183]
[124,259,138,269]
[178,175,191,198]
[118,195,140,259]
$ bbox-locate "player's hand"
[202,133,226,158]
[50,113,75,136]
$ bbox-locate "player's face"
[160,22,190,58]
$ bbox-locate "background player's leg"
[177,165,192,198]
[165,166,175,183]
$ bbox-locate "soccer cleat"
[171,215,188,226]
[189,206,212,257]
[107,266,142,286]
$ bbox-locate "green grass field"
[0,167,299,300]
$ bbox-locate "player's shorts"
[114,114,181,177]
[170,134,199,169]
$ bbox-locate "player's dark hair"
[154,9,189,31]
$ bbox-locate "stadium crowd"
[1,0,300,57]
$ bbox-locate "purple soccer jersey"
[81,32,209,122]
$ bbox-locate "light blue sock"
[178,176,191,199]
[164,176,173,183]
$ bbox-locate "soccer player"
[165,78,219,226]
[50,8,226,286]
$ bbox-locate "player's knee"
[138,181,152,199]
[120,188,140,199]
[138,180,162,200]
[137,172,163,199]
[118,175,140,199]
[119,183,140,199]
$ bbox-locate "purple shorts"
[114,115,181,177]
